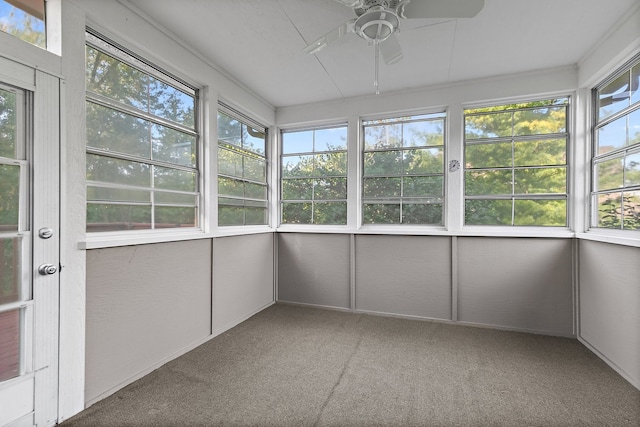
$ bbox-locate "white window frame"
[84,30,203,237]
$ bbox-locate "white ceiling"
[125,0,638,108]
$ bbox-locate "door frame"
[0,56,61,427]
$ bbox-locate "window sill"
[576,230,640,248]
[80,226,275,249]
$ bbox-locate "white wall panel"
[85,240,211,405]
[278,234,351,309]
[458,237,573,336]
[355,235,451,320]
[213,233,275,333]
[579,240,640,388]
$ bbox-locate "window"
[85,32,199,232]
[463,98,569,226]
[0,0,45,48]
[217,107,268,226]
[362,113,445,224]
[592,55,640,231]
[281,125,347,225]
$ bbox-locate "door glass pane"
[0,237,22,305]
[0,164,20,231]
[0,88,17,159]
[0,309,21,381]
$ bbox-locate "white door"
[0,58,60,427]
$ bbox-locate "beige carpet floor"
[63,303,640,426]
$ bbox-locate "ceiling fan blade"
[398,0,485,19]
[303,19,356,54]
[380,34,403,65]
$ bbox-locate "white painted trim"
[578,336,640,391]
[576,231,640,248]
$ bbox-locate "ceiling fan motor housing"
[354,4,400,42]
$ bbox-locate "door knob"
[38,264,58,275]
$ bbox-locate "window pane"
[625,152,640,186]
[514,199,566,226]
[218,205,244,226]
[466,143,512,169]
[282,202,312,224]
[629,108,640,146]
[363,151,402,176]
[465,170,512,195]
[149,78,195,127]
[313,202,347,225]
[0,0,45,48]
[465,199,512,225]
[623,191,640,230]
[0,309,20,382]
[154,192,196,205]
[217,113,242,148]
[86,154,151,187]
[364,123,402,149]
[86,204,152,232]
[599,71,630,120]
[218,177,245,198]
[403,120,444,147]
[244,156,266,181]
[282,155,313,178]
[282,179,313,200]
[87,186,150,203]
[245,206,267,225]
[513,106,566,135]
[151,124,196,167]
[403,202,442,225]
[0,237,22,304]
[363,203,400,224]
[403,176,443,197]
[315,127,347,151]
[314,178,346,200]
[363,177,401,198]
[596,192,623,229]
[0,88,17,159]
[155,206,195,228]
[598,113,630,154]
[404,148,443,175]
[153,166,196,192]
[86,46,149,111]
[0,164,20,231]
[632,64,640,106]
[86,102,150,158]
[244,125,265,155]
[315,152,347,176]
[282,130,313,154]
[514,168,566,194]
[514,139,566,167]
[245,182,267,200]
[218,147,244,178]
[465,112,512,139]
[595,157,624,191]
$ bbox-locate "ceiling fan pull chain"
[374,39,380,95]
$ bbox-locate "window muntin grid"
[592,55,640,231]
[280,125,348,225]
[463,98,570,227]
[362,113,445,225]
[85,32,199,232]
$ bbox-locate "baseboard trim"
[85,300,276,408]
[578,335,640,390]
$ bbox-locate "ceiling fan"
[304,0,485,94]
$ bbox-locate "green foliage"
[598,195,640,230]
[464,99,569,226]
[85,44,197,231]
